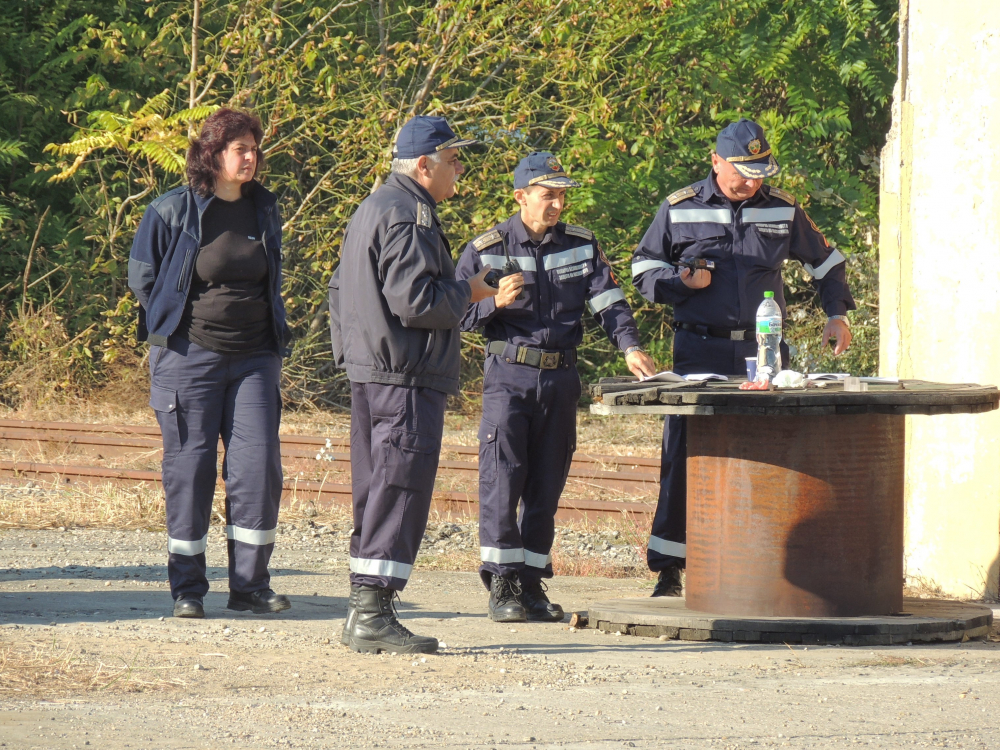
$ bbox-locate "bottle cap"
[763,291,774,299]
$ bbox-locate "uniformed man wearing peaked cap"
[329,116,497,653]
[631,118,856,596]
[456,152,657,623]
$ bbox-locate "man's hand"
[468,265,499,304]
[822,317,852,355]
[680,266,711,289]
[494,272,524,309]
[625,350,657,379]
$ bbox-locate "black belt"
[486,341,576,369]
[672,320,755,341]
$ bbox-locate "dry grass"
[0,483,168,531]
[0,640,186,696]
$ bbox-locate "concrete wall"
[881,0,1000,599]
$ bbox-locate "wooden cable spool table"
[588,378,999,631]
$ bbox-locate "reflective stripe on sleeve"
[479,254,538,272]
[226,525,277,546]
[803,247,846,280]
[587,288,626,314]
[167,534,209,556]
[480,546,525,564]
[542,244,594,270]
[742,207,796,223]
[631,259,671,276]
[523,549,553,569]
[349,557,413,581]
[647,535,686,558]
[668,208,731,224]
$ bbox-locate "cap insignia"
[563,224,593,240]
[472,229,502,251]
[546,156,563,172]
[416,202,433,228]
[748,139,761,155]
[667,186,696,205]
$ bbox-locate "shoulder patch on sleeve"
[666,186,696,205]
[471,229,502,251]
[768,186,796,205]
[802,209,830,246]
[416,202,433,229]
[563,224,594,240]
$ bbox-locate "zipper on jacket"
[260,204,283,346]
[176,244,195,293]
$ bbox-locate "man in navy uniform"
[329,116,497,653]
[631,118,856,596]
[456,152,657,622]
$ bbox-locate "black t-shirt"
[176,196,276,353]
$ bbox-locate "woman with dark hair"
[128,107,292,618]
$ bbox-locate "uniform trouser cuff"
[349,557,412,591]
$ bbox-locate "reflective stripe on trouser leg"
[480,546,525,565]
[349,382,445,591]
[221,350,283,594]
[152,340,226,600]
[647,414,687,572]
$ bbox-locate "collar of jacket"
[698,170,770,207]
[508,212,557,248]
[385,172,439,213]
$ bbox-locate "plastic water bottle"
[755,291,782,383]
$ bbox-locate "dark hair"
[185,108,265,197]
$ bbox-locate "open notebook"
[639,371,729,383]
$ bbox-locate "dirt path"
[3,528,1000,749]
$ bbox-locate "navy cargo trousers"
[477,354,581,587]
[349,381,446,591]
[149,339,283,600]
[649,329,786,572]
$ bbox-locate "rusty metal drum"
[685,414,905,617]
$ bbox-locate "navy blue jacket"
[631,173,855,328]
[127,181,290,351]
[456,215,641,352]
[328,173,472,396]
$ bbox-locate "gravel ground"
[3,527,1000,749]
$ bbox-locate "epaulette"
[416,202,433,228]
[563,224,593,240]
[472,229,502,251]
[666,186,696,205]
[768,186,796,206]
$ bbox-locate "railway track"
[0,419,659,521]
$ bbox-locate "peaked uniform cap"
[392,116,479,159]
[513,151,581,189]
[716,118,780,179]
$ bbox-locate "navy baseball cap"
[513,151,581,189]
[715,118,780,179]
[392,116,479,159]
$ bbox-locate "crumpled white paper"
[772,370,807,389]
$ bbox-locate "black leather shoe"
[341,584,360,645]
[173,594,205,619]
[343,586,438,655]
[227,588,291,614]
[519,577,564,623]
[651,565,684,597]
[488,573,527,623]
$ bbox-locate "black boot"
[519,577,564,623]
[341,584,360,645]
[227,588,291,614]
[488,573,527,623]
[173,593,205,619]
[651,564,684,597]
[343,586,438,655]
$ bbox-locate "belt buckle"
[730,330,745,341]
[540,352,561,369]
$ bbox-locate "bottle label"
[756,319,781,334]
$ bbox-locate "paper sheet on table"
[806,373,899,384]
[639,371,728,383]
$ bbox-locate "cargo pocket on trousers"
[478,420,498,485]
[385,429,440,491]
[149,384,180,453]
